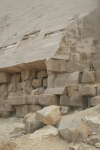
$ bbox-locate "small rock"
[95,143,100,148]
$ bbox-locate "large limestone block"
[60,95,69,106]
[36,105,61,125]
[31,87,45,95]
[95,71,100,82]
[79,85,96,96]
[22,80,32,95]
[48,73,55,88]
[67,60,90,72]
[67,86,81,96]
[54,72,80,87]
[93,60,100,71]
[59,117,89,142]
[69,96,88,108]
[0,72,11,84]
[28,105,42,113]
[37,70,47,79]
[43,78,48,87]
[8,83,17,92]
[32,79,43,88]
[46,58,67,72]
[8,91,22,98]
[11,74,21,84]
[16,105,29,118]
[39,94,59,106]
[45,87,67,95]
[24,113,43,133]
[81,71,95,84]
[17,82,24,90]
[21,70,36,81]
[4,100,15,112]
[91,96,100,106]
[9,96,28,105]
[1,84,8,97]
[28,95,39,105]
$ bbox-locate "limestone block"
[67,86,81,97]
[60,95,69,106]
[97,87,100,95]
[69,96,88,108]
[46,58,67,72]
[31,87,45,95]
[11,74,21,84]
[95,71,100,82]
[39,94,59,106]
[91,96,100,106]
[58,118,89,142]
[37,70,47,79]
[28,95,39,105]
[17,82,24,90]
[16,105,29,118]
[32,79,43,88]
[8,91,23,98]
[24,113,43,133]
[81,71,95,84]
[4,100,15,111]
[9,96,28,105]
[79,85,96,96]
[36,105,61,125]
[8,83,17,92]
[93,60,100,71]
[22,80,32,95]
[23,113,34,124]
[60,106,71,115]
[28,105,42,113]
[54,71,80,87]
[43,78,48,87]
[92,54,100,61]
[45,87,67,95]
[0,97,7,105]
[0,72,11,84]
[67,60,90,72]
[0,107,12,118]
[1,84,8,97]
[21,70,36,81]
[48,73,55,88]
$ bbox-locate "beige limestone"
[39,94,59,106]
[28,105,42,113]
[67,86,81,97]
[43,78,48,87]
[4,100,15,111]
[8,83,17,92]
[16,105,29,118]
[95,71,100,82]
[91,96,100,106]
[79,85,96,96]
[36,105,61,125]
[0,72,11,84]
[81,71,95,84]
[93,60,100,71]
[22,80,32,95]
[48,73,55,88]
[11,74,21,84]
[28,95,39,105]
[32,79,43,87]
[31,87,45,95]
[45,87,67,95]
[21,70,36,81]
[37,70,47,79]
[60,106,71,115]
[60,95,69,106]
[9,95,28,105]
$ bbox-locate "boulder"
[81,71,95,84]
[10,123,25,135]
[45,87,67,95]
[60,95,69,106]
[32,79,43,88]
[60,106,71,115]
[37,70,47,79]
[91,96,100,106]
[31,87,45,95]
[95,143,100,148]
[17,82,24,90]
[36,105,61,125]
[39,94,59,106]
[79,85,96,96]
[30,125,58,141]
[11,74,21,84]
[0,72,11,84]
[24,113,43,133]
[59,117,89,142]
[23,113,34,124]
[43,78,48,87]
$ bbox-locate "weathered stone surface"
[54,71,80,87]
[39,94,59,106]
[17,82,24,90]
[4,100,15,111]
[0,106,12,117]
[9,96,28,105]
[30,125,58,141]
[43,78,48,87]
[8,83,17,92]
[82,117,100,134]
[31,87,45,95]
[91,96,100,106]
[93,60,100,71]
[67,86,81,96]
[87,135,100,145]
[22,80,32,95]
[24,113,43,133]
[79,85,96,96]
[37,70,47,79]
[11,74,21,84]
[36,105,61,125]
[95,143,100,148]
[21,70,36,81]
[59,117,89,142]
[95,71,100,82]
[60,95,69,106]
[16,105,29,118]
[8,91,22,98]
[28,95,39,105]
[32,79,43,87]
[60,106,71,115]
[0,140,14,150]
[97,86,100,95]
[67,60,90,72]
[10,123,25,135]
[28,105,42,113]
[0,72,11,84]
[81,71,95,84]
[1,84,8,97]
[46,58,67,72]
[69,96,88,108]
[23,113,34,124]
[45,87,67,95]
[48,73,55,88]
